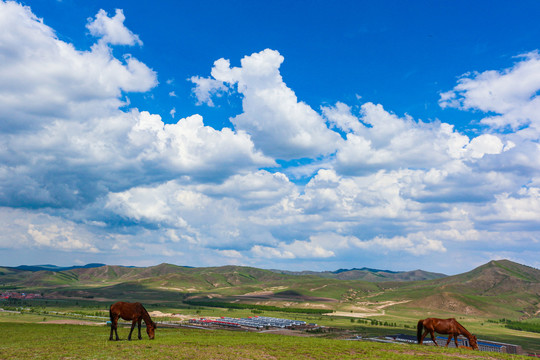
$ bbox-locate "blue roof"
[477,341,504,348]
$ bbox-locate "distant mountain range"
[1,260,539,319]
[11,263,107,272]
[8,263,446,282]
[271,267,446,282]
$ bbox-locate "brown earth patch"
[407,293,482,315]
[148,311,199,321]
[331,300,411,318]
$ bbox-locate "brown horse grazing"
[417,318,478,350]
[109,301,156,341]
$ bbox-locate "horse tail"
[109,304,113,321]
[417,320,424,343]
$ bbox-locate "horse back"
[110,301,143,321]
[423,317,458,334]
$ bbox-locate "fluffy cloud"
[478,186,540,223]
[87,9,143,46]
[191,49,343,159]
[322,102,513,176]
[322,101,364,134]
[0,208,100,253]
[466,134,505,159]
[0,2,272,209]
[353,233,446,255]
[190,76,227,106]
[196,170,295,210]
[104,170,297,251]
[0,108,272,208]
[440,51,540,138]
[0,2,156,133]
[252,239,335,259]
[128,111,274,181]
[2,1,540,271]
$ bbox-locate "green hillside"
[274,268,446,282]
[1,260,539,320]
[368,260,540,318]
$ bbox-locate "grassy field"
[0,322,529,360]
[2,260,539,358]
[2,306,540,359]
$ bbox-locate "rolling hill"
[273,267,446,282]
[1,260,539,319]
[373,260,540,318]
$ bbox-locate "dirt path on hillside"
[240,286,288,296]
[329,300,411,318]
[157,286,198,292]
[309,284,328,291]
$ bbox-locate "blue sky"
[1,0,540,274]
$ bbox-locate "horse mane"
[453,319,472,337]
[139,303,154,326]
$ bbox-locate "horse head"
[147,321,156,340]
[469,335,478,350]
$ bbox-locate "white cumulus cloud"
[440,51,540,138]
[0,1,157,132]
[87,9,143,46]
[1,1,540,271]
[191,49,343,159]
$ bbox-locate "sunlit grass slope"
[0,323,524,360]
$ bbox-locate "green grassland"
[2,260,538,317]
[2,259,540,356]
[0,321,529,360]
[2,299,540,354]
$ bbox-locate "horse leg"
[454,334,459,348]
[128,320,136,341]
[137,318,142,340]
[114,320,120,341]
[109,319,115,341]
[430,331,438,346]
[109,317,114,340]
[420,330,429,345]
[445,335,452,347]
[110,316,120,341]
